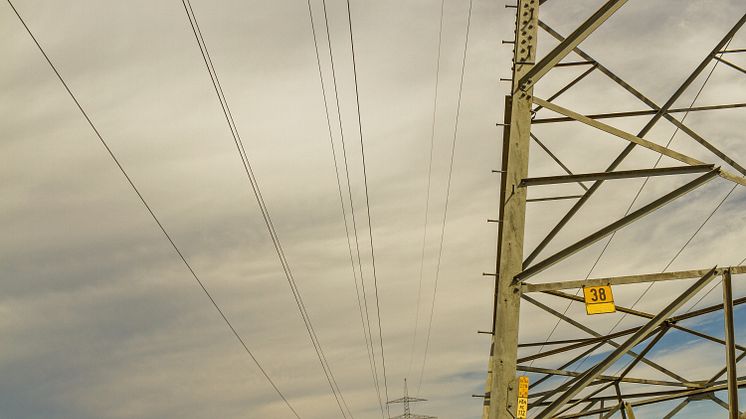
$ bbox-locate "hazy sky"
[2,0,746,418]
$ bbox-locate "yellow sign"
[583,285,616,315]
[516,376,529,419]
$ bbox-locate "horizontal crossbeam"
[522,265,746,292]
[531,102,746,124]
[519,165,714,187]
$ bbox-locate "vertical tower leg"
[487,1,539,418]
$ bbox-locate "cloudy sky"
[2,0,746,418]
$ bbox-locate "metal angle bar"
[672,295,746,323]
[555,60,596,67]
[723,269,739,419]
[527,195,585,203]
[518,366,688,388]
[520,335,604,348]
[534,268,718,419]
[532,103,746,124]
[515,0,628,92]
[522,265,746,292]
[614,383,627,419]
[518,328,638,364]
[522,294,691,384]
[531,133,589,191]
[531,386,706,408]
[720,48,746,54]
[516,170,719,282]
[519,165,714,187]
[624,402,637,419]
[531,367,613,410]
[524,15,746,267]
[533,388,698,407]
[532,97,708,168]
[714,56,746,75]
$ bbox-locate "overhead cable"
[5,1,301,417]
[181,0,352,416]
[416,0,475,394]
[343,0,390,412]
[307,0,385,414]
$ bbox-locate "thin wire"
[181,1,351,417]
[320,0,385,414]
[416,0,474,394]
[609,184,738,333]
[5,1,301,417]
[409,0,447,381]
[308,0,384,415]
[343,0,390,412]
[528,43,729,367]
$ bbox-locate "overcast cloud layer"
[2,0,746,418]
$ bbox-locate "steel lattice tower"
[482,1,746,418]
[387,379,437,419]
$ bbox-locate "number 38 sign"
[582,285,616,315]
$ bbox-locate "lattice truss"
[482,1,746,418]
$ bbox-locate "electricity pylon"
[387,379,436,419]
[483,1,746,418]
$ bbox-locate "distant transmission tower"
[482,0,746,418]
[387,379,437,419]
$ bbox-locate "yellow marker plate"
[516,376,529,419]
[583,285,616,315]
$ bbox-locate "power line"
[343,0,391,414]
[4,1,301,417]
[180,1,352,417]
[318,0,385,413]
[416,0,475,394]
[409,0,447,380]
[307,0,385,415]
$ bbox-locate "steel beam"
[534,268,718,418]
[526,195,584,203]
[518,366,687,388]
[523,265,746,292]
[519,165,714,187]
[532,103,746,124]
[516,170,720,282]
[487,0,537,417]
[723,269,739,419]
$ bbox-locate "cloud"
[2,0,745,418]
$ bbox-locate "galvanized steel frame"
[484,2,746,418]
